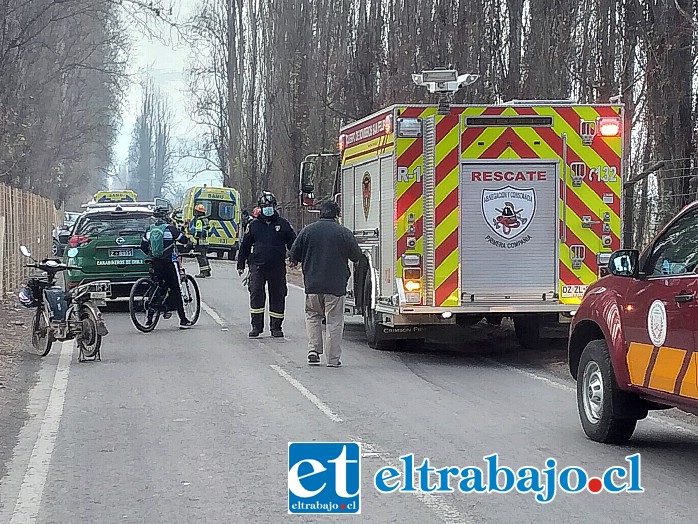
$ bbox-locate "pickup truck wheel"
[513,315,541,349]
[363,278,395,350]
[577,339,637,444]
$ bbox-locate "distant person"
[241,209,251,230]
[289,201,361,367]
[190,204,211,278]
[237,191,296,338]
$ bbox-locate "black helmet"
[258,191,277,207]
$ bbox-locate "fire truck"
[299,75,624,349]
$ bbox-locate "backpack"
[148,224,168,258]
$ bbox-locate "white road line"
[357,439,473,524]
[483,357,698,438]
[201,300,226,327]
[10,341,74,524]
[268,364,470,522]
[482,358,574,393]
[270,365,343,422]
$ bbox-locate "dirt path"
[0,299,41,480]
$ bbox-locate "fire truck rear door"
[460,161,559,302]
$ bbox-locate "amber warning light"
[597,117,621,137]
[384,114,393,135]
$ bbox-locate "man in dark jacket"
[237,191,296,338]
[289,201,361,367]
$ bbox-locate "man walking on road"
[237,191,296,338]
[289,201,361,367]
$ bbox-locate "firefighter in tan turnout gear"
[190,203,211,278]
[237,191,296,338]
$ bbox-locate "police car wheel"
[576,339,637,444]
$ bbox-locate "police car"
[569,201,698,443]
[61,192,167,299]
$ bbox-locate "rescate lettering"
[471,171,547,182]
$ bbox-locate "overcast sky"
[114,1,220,188]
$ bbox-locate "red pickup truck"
[569,201,698,443]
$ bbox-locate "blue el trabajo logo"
[288,442,361,514]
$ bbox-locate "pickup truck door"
[622,208,698,400]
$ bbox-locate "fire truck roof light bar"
[412,69,479,94]
[502,99,577,105]
[464,116,554,128]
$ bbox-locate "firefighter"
[237,191,296,338]
[190,203,211,278]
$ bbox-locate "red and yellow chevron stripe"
[395,107,436,304]
[433,113,460,307]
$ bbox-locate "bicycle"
[128,253,201,332]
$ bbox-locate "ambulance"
[181,186,242,260]
[300,97,624,349]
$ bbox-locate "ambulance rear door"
[459,161,559,303]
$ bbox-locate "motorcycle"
[18,245,110,362]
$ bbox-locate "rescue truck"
[300,78,624,349]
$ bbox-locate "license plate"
[562,285,587,298]
[90,291,107,300]
[109,248,133,257]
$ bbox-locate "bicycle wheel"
[129,277,161,332]
[181,274,201,324]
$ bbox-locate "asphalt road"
[2,260,698,523]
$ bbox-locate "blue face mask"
[262,206,274,217]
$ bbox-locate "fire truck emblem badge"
[570,245,586,270]
[482,186,536,240]
[648,300,667,348]
[362,172,371,220]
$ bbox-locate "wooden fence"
[0,184,62,297]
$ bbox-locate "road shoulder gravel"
[0,299,41,481]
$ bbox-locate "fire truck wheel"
[576,339,638,444]
[513,315,542,349]
[363,279,395,350]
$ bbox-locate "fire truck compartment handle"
[561,133,568,242]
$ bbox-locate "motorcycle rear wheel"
[77,306,101,359]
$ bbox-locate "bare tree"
[128,80,174,200]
